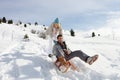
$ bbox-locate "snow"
[0,23,120,80]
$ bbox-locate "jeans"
[65,50,89,62]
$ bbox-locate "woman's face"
[53,24,60,29]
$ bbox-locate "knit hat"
[53,18,59,24]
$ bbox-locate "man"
[52,35,99,65]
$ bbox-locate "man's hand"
[63,49,69,55]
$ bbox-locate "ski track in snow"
[0,23,120,80]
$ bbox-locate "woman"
[46,18,62,42]
[46,18,63,54]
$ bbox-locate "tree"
[24,24,27,27]
[2,17,7,23]
[70,29,75,36]
[35,22,38,26]
[19,21,22,25]
[8,20,13,24]
[0,19,1,24]
[38,32,46,39]
[31,29,36,34]
[92,32,95,37]
[24,34,29,40]
[44,27,47,30]
[28,23,31,25]
[23,34,29,41]
[98,34,100,36]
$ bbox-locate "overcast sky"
[1,0,120,30]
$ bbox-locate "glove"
[48,54,53,57]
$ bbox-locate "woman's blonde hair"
[53,23,61,29]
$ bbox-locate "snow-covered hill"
[0,23,120,80]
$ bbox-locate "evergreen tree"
[44,27,47,30]
[19,21,22,25]
[31,29,36,34]
[0,19,1,24]
[92,32,95,37]
[35,22,38,26]
[24,34,29,39]
[70,29,75,36]
[2,17,7,23]
[8,20,13,24]
[24,24,27,27]
[98,34,100,36]
[28,23,31,25]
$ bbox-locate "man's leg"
[66,50,89,62]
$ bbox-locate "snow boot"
[87,54,99,65]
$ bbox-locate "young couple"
[46,18,98,66]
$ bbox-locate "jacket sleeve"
[59,25,63,35]
[45,24,53,39]
[52,44,65,58]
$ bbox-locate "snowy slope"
[0,23,120,80]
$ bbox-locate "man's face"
[57,36,63,43]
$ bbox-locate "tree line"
[0,17,40,26]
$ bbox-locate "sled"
[54,56,79,73]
